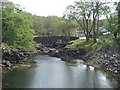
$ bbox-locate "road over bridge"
[34,36,79,47]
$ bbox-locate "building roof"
[100,28,108,33]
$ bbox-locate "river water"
[3,55,120,88]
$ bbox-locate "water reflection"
[3,68,36,88]
[3,55,119,88]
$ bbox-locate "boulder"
[2,60,11,67]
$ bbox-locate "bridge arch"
[34,36,79,47]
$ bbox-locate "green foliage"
[117,1,120,38]
[2,1,36,51]
[66,39,94,51]
[64,1,110,42]
[32,15,78,36]
[1,43,10,49]
[106,13,118,37]
[103,2,120,38]
[66,35,118,53]
[32,16,45,35]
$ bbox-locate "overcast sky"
[10,0,119,17]
[10,0,78,17]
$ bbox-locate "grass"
[66,38,94,51]
[66,34,119,52]
[1,43,10,49]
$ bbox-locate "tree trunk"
[86,19,89,42]
[86,35,89,42]
[114,32,117,38]
[118,2,120,38]
[93,18,97,43]
[92,2,97,43]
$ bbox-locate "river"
[2,55,120,88]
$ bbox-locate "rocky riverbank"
[36,44,85,59]
[3,42,120,81]
[2,48,36,71]
[82,50,120,80]
[36,44,120,81]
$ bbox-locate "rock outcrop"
[2,48,35,68]
[83,50,120,78]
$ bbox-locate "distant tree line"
[32,15,79,36]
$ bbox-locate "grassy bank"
[66,35,119,52]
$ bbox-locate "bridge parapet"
[34,36,79,47]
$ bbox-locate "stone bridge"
[34,36,79,47]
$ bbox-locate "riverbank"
[2,37,120,81]
[2,47,37,73]
[65,38,120,81]
[3,41,119,88]
[36,38,120,81]
[3,54,119,88]
[82,50,120,81]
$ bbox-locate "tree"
[64,0,113,42]
[32,16,45,36]
[104,2,119,38]
[32,15,78,36]
[117,1,120,38]
[91,1,106,42]
[63,1,93,42]
[2,1,35,51]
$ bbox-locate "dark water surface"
[3,55,120,88]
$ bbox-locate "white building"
[100,27,110,35]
